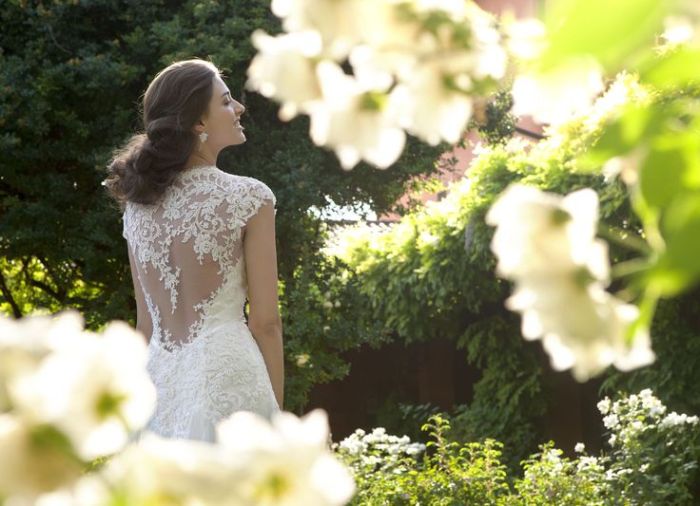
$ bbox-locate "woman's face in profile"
[202,74,246,149]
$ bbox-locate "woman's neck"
[185,152,216,170]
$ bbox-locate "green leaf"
[584,105,653,166]
[540,0,676,70]
[644,192,700,296]
[640,46,700,89]
[662,192,700,273]
[639,146,686,209]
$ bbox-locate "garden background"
[2,0,700,502]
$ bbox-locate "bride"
[103,58,283,442]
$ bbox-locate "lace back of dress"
[123,168,275,352]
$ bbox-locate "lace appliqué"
[143,291,174,351]
[122,166,276,350]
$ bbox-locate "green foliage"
[583,85,700,300]
[599,389,700,505]
[469,90,517,146]
[602,287,700,419]
[514,443,609,506]
[326,74,649,466]
[335,391,700,505]
[537,0,700,350]
[0,0,444,411]
[336,415,511,505]
[540,0,676,71]
[373,401,442,444]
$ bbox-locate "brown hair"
[103,58,220,208]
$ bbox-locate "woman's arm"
[244,201,284,409]
[127,244,152,344]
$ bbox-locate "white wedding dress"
[122,165,280,443]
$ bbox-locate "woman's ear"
[193,119,206,134]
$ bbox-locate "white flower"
[392,62,474,146]
[97,434,238,506]
[9,319,156,460]
[338,436,364,455]
[659,411,699,429]
[603,414,620,430]
[216,409,355,505]
[661,16,695,45]
[469,4,508,80]
[310,61,406,169]
[247,30,324,121]
[601,147,647,186]
[295,353,311,367]
[574,442,585,453]
[512,57,604,125]
[486,185,605,280]
[597,398,611,415]
[503,17,547,61]
[0,414,84,499]
[390,7,505,146]
[486,184,655,380]
[577,456,600,472]
[509,280,654,380]
[0,311,87,412]
[271,0,392,59]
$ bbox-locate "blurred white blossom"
[0,311,353,505]
[216,408,355,505]
[487,184,655,381]
[661,15,696,45]
[9,317,156,461]
[503,17,547,61]
[271,0,378,59]
[392,5,505,146]
[246,30,324,121]
[0,311,86,412]
[486,185,605,280]
[249,0,508,167]
[0,414,84,500]
[91,434,239,506]
[309,61,406,169]
[512,57,605,125]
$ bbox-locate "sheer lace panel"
[122,166,276,352]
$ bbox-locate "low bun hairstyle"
[104,59,221,208]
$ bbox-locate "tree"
[0,0,445,410]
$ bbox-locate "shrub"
[334,390,700,505]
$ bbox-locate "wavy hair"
[103,59,220,208]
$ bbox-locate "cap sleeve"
[250,177,276,209]
[238,177,277,226]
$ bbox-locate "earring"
[199,131,208,143]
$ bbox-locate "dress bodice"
[121,165,276,352]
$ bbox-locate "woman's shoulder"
[183,166,274,207]
[225,173,276,206]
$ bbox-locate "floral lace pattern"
[122,165,280,441]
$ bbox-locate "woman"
[103,58,283,442]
